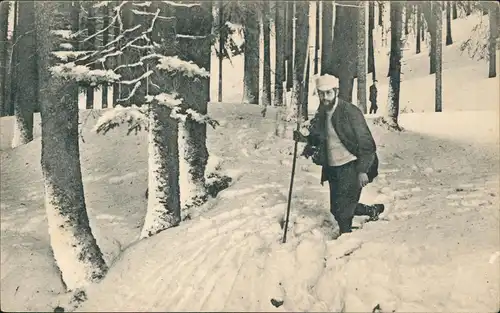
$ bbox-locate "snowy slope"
[1,10,499,313]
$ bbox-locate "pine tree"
[102,3,110,108]
[262,0,272,108]
[368,1,376,81]
[274,1,286,106]
[321,1,334,75]
[0,1,10,116]
[285,2,294,91]
[416,3,422,54]
[387,1,403,128]
[314,0,320,74]
[36,1,108,290]
[243,5,260,104]
[332,0,359,102]
[488,2,499,78]
[11,1,38,148]
[446,1,453,46]
[294,1,309,121]
[435,1,443,112]
[357,1,367,113]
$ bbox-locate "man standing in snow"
[369,80,378,114]
[294,74,384,236]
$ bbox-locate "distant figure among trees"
[369,80,378,114]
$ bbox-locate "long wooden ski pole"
[282,35,311,244]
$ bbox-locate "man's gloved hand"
[301,144,315,158]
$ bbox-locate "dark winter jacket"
[298,98,379,185]
[369,85,378,104]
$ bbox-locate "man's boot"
[355,203,385,221]
[337,218,353,234]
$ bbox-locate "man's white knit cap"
[315,74,339,91]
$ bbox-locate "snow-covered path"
[76,105,499,313]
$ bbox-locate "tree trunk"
[332,0,358,102]
[314,0,320,74]
[387,1,403,127]
[435,1,443,112]
[70,1,80,107]
[85,3,96,109]
[0,1,9,116]
[243,7,260,104]
[141,103,181,238]
[112,1,120,106]
[357,1,367,113]
[423,2,436,74]
[11,1,37,148]
[262,1,272,108]
[421,10,425,41]
[416,4,421,54]
[174,2,212,211]
[368,1,376,81]
[321,0,334,75]
[446,1,453,45]
[488,3,498,78]
[101,3,109,108]
[452,2,457,19]
[8,2,18,116]
[36,1,108,291]
[294,1,309,121]
[218,0,223,102]
[285,1,294,91]
[378,1,383,27]
[405,2,411,35]
[466,3,471,16]
[275,1,285,106]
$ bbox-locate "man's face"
[317,88,337,106]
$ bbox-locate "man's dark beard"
[321,97,336,109]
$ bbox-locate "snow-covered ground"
[1,10,499,313]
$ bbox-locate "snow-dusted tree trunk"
[11,0,37,148]
[36,1,108,291]
[357,1,367,114]
[387,1,403,127]
[101,4,110,108]
[434,1,442,112]
[141,104,181,238]
[0,1,9,117]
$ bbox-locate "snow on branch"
[131,9,156,16]
[121,70,153,85]
[133,1,152,7]
[118,81,142,102]
[94,104,148,135]
[145,92,183,108]
[176,34,209,40]
[157,56,210,77]
[59,43,74,50]
[51,30,74,39]
[185,109,219,128]
[53,51,94,62]
[162,1,201,8]
[93,1,111,8]
[50,62,121,85]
